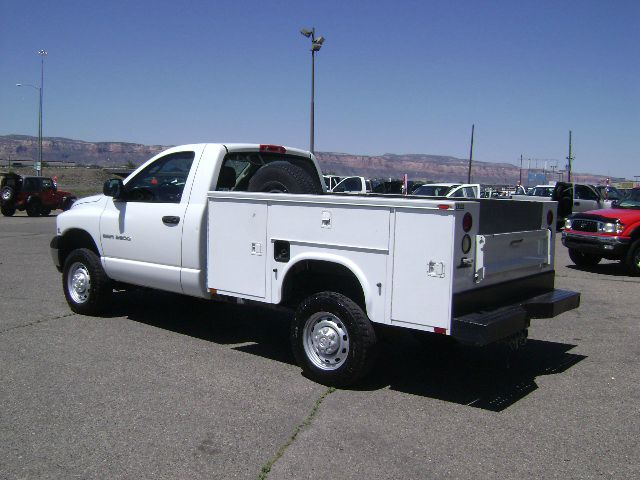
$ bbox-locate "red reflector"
[259,144,286,154]
[462,212,472,232]
[434,327,447,334]
[437,204,450,210]
[547,210,554,226]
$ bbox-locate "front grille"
[572,219,598,232]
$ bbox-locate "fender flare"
[277,252,373,314]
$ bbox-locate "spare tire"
[1,186,15,203]
[247,161,321,194]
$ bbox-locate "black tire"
[26,200,41,217]
[1,203,16,216]
[1,186,15,203]
[291,291,377,387]
[568,248,602,267]
[625,240,640,276]
[62,248,112,315]
[40,207,52,216]
[248,161,321,194]
[62,197,77,211]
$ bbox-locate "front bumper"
[562,231,630,257]
[50,235,62,271]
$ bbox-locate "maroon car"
[562,188,640,275]
[1,173,77,217]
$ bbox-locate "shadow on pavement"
[565,262,632,277]
[116,289,586,412]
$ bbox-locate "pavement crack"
[0,312,75,335]
[258,386,335,479]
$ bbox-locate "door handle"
[162,216,180,225]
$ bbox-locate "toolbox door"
[207,199,268,300]
[391,209,454,330]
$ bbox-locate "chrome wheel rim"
[303,312,349,371]
[635,250,640,269]
[67,262,90,304]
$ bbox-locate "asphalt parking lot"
[1,213,639,479]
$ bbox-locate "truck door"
[39,178,56,208]
[99,150,198,293]
[553,182,573,220]
[573,184,601,212]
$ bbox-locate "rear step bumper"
[451,289,580,346]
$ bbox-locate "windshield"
[413,185,456,196]
[597,186,622,201]
[529,187,554,197]
[616,189,640,209]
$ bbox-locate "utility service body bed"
[206,191,579,346]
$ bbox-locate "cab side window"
[575,185,598,201]
[450,187,465,198]
[125,151,195,203]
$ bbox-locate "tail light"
[462,212,472,232]
[260,144,286,154]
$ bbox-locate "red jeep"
[562,188,640,275]
[1,173,77,217]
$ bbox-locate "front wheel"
[625,240,640,276]
[568,248,602,267]
[40,207,52,216]
[62,248,112,315]
[291,291,377,387]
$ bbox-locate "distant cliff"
[0,134,620,185]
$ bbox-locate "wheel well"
[60,229,100,266]
[281,260,366,311]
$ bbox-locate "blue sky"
[2,0,639,178]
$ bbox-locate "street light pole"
[37,49,47,177]
[17,50,47,177]
[300,28,325,154]
[16,82,42,173]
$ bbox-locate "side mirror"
[611,200,619,208]
[103,178,124,199]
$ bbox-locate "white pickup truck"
[51,143,579,386]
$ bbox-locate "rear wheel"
[568,248,602,267]
[26,200,41,217]
[40,207,52,216]
[1,203,15,216]
[625,240,640,276]
[62,248,112,315]
[291,291,377,387]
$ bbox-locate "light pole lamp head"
[300,28,313,38]
[38,49,48,57]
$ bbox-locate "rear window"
[216,151,320,192]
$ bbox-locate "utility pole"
[566,130,574,183]
[519,154,523,185]
[467,124,474,183]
